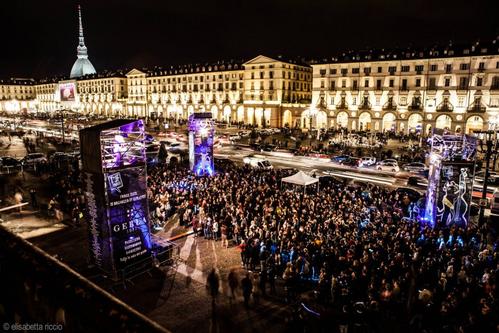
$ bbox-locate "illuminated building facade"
[311,39,499,134]
[124,55,312,127]
[76,72,128,116]
[20,55,312,128]
[33,79,59,112]
[2,38,499,131]
[243,55,312,128]
[0,78,36,113]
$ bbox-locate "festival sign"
[80,119,152,279]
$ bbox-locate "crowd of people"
[46,164,85,226]
[148,163,498,332]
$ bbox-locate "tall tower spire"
[70,4,96,78]
[76,4,88,59]
[78,5,85,48]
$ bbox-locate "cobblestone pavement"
[143,234,292,333]
[16,216,295,333]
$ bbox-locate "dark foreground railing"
[0,225,169,333]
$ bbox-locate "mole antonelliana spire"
[70,5,96,78]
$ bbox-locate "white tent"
[281,171,319,193]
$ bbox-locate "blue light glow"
[188,113,215,177]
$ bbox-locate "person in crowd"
[259,268,268,297]
[206,268,220,314]
[241,272,253,309]
[29,188,37,209]
[220,223,229,248]
[238,239,247,268]
[227,269,239,302]
[14,191,23,212]
[212,220,219,241]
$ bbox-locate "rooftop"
[0,78,36,86]
[144,58,245,77]
[310,36,499,65]
[1,37,498,85]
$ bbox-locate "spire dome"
[70,4,96,79]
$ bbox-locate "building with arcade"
[310,39,499,134]
[4,55,312,129]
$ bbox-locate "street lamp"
[308,106,318,130]
[474,130,498,228]
[488,116,499,171]
[57,109,66,143]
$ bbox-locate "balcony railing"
[408,104,422,111]
[382,102,397,111]
[358,102,371,110]
[436,103,454,112]
[317,98,327,109]
[336,102,348,109]
[467,105,486,112]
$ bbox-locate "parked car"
[358,156,376,168]
[0,156,22,167]
[402,162,428,173]
[160,140,173,146]
[250,143,262,151]
[376,161,400,172]
[260,144,277,152]
[331,155,351,163]
[238,130,251,137]
[166,142,187,151]
[49,152,73,163]
[341,157,360,167]
[475,171,499,184]
[381,159,398,164]
[242,155,273,170]
[229,134,241,141]
[68,150,81,159]
[407,176,428,187]
[22,153,47,165]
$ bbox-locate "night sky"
[1,0,497,79]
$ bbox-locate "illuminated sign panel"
[59,82,76,101]
[188,113,215,176]
[80,120,152,278]
[105,168,151,268]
